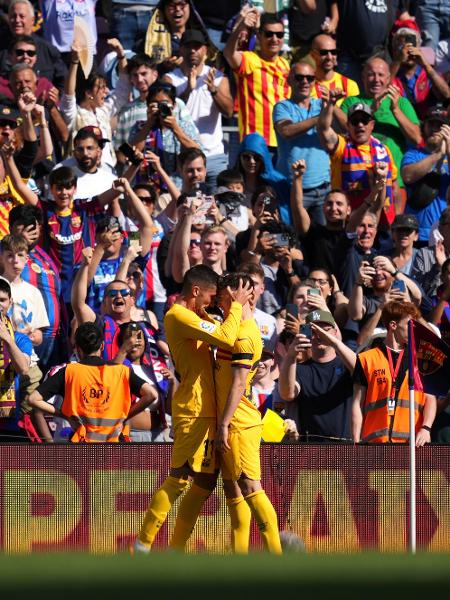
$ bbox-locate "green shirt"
[341,94,420,187]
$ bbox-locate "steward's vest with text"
[61,362,132,442]
[358,346,425,443]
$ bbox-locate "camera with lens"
[158,101,173,118]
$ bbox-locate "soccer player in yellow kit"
[133,265,251,553]
[171,273,282,554]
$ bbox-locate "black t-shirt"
[336,0,398,60]
[295,356,353,441]
[289,0,330,45]
[36,356,146,401]
[193,0,241,28]
[300,223,346,273]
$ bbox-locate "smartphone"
[300,324,312,339]
[391,279,406,293]
[262,195,277,213]
[273,233,290,247]
[285,303,299,320]
[404,34,417,46]
[118,143,142,166]
[307,288,321,296]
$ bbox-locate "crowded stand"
[0,0,449,449]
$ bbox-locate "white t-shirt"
[167,65,225,157]
[52,160,116,199]
[254,307,278,353]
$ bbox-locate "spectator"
[278,310,356,443]
[224,10,290,149]
[0,0,67,92]
[110,0,157,53]
[389,214,420,277]
[29,322,158,443]
[289,0,339,58]
[390,23,450,119]
[0,277,31,441]
[318,93,397,226]
[310,33,360,106]
[130,80,201,188]
[115,54,159,154]
[192,0,241,51]
[274,61,330,225]
[62,38,129,172]
[416,0,450,52]
[401,105,450,243]
[429,257,450,345]
[340,56,421,206]
[352,301,436,445]
[164,29,233,193]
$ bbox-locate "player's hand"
[416,427,431,447]
[216,423,231,453]
[229,279,253,306]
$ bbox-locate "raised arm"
[317,86,339,153]
[278,334,311,401]
[290,159,310,234]
[223,8,259,71]
[0,143,38,205]
[71,248,97,324]
[170,200,198,283]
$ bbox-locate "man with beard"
[164,29,233,192]
[310,34,359,106]
[115,54,158,155]
[54,127,116,199]
[401,105,450,243]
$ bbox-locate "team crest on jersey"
[71,215,82,228]
[199,321,216,333]
[30,263,42,274]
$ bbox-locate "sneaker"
[130,539,151,555]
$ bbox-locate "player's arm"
[216,365,249,452]
[71,249,97,324]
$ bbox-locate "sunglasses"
[349,116,372,126]
[241,153,260,161]
[262,30,284,39]
[317,49,338,56]
[294,74,315,83]
[14,48,36,57]
[190,238,201,247]
[105,288,131,298]
[137,195,154,204]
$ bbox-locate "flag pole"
[407,320,416,554]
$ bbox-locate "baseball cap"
[348,102,373,120]
[305,310,336,327]
[391,214,419,230]
[424,104,450,125]
[0,105,19,124]
[74,125,110,147]
[180,29,209,47]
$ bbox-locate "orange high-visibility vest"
[61,362,133,443]
[358,346,425,443]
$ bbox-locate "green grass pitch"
[1,553,450,599]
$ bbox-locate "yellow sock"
[170,484,212,551]
[244,490,282,554]
[227,496,251,554]
[138,476,190,547]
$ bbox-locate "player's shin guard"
[138,476,190,548]
[244,490,282,554]
[226,496,251,554]
[170,484,211,551]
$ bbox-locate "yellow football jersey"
[164,302,242,419]
[215,317,263,429]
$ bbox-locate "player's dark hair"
[133,183,158,204]
[0,278,12,299]
[8,34,36,52]
[216,169,244,187]
[259,13,284,31]
[49,166,77,189]
[126,53,157,75]
[182,265,218,293]
[74,322,104,355]
[239,262,265,279]
[9,204,43,228]
[178,147,206,169]
[217,272,254,292]
[147,80,176,103]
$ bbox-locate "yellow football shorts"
[171,417,216,473]
[220,424,262,481]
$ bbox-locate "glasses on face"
[241,153,260,162]
[137,195,154,204]
[14,48,36,57]
[294,74,316,83]
[190,238,201,247]
[309,277,330,286]
[317,48,338,56]
[105,288,131,298]
[349,115,372,126]
[262,30,284,39]
[166,0,188,10]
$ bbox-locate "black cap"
[0,105,19,124]
[180,29,209,47]
[425,104,450,125]
[391,214,419,230]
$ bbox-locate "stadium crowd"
[0,0,449,452]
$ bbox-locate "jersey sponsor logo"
[199,321,216,333]
[52,231,83,244]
